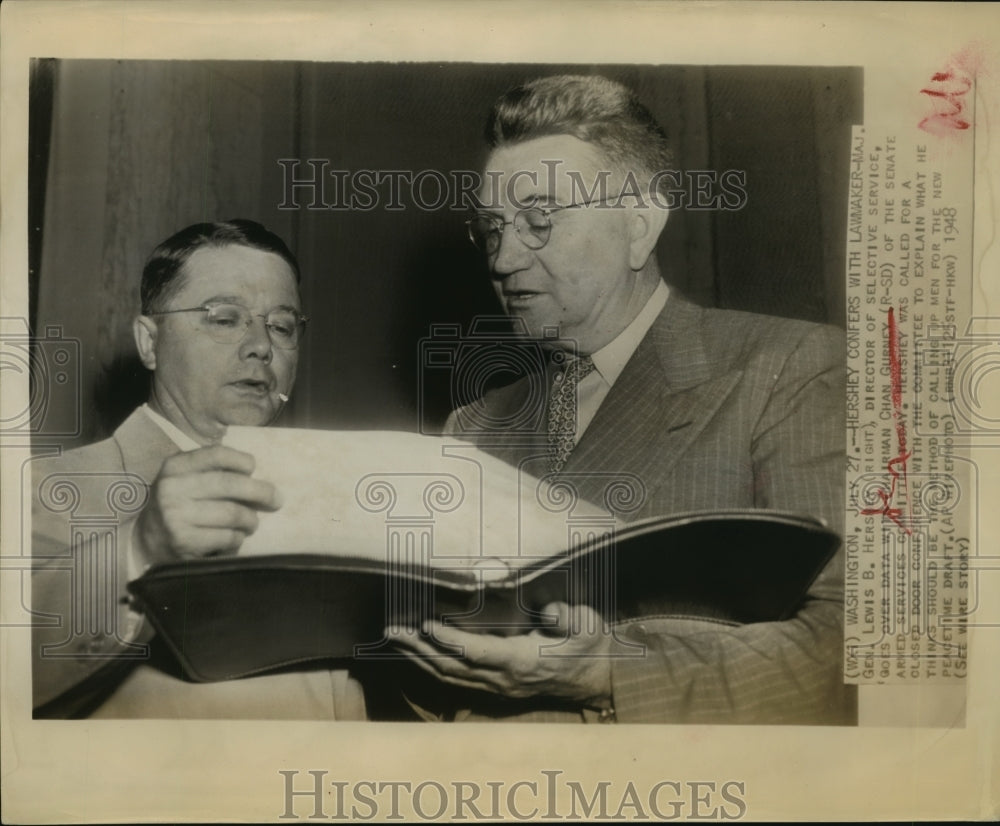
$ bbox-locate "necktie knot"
[547,355,595,474]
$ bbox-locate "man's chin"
[506,309,557,341]
[220,402,278,429]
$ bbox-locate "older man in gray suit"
[390,75,854,725]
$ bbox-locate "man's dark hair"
[140,219,301,314]
[485,74,674,200]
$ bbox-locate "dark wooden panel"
[34,61,859,445]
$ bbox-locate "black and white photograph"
[2,2,997,822]
[26,58,860,726]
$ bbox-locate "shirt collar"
[141,403,202,452]
[589,280,670,387]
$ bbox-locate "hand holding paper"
[128,427,838,683]
[135,444,283,565]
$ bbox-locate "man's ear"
[133,315,159,371]
[627,203,669,271]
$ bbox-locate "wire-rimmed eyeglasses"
[151,303,309,350]
[465,195,623,255]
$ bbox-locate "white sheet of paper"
[222,427,612,568]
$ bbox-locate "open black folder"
[127,509,839,683]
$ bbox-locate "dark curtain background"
[30,60,861,451]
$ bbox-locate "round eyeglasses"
[465,195,622,255]
[152,303,308,350]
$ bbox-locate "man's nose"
[239,316,274,362]
[490,224,533,277]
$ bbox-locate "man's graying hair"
[140,219,300,315]
[484,75,674,199]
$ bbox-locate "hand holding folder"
[127,428,840,682]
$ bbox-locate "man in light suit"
[390,75,854,724]
[32,220,366,719]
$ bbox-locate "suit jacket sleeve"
[610,324,853,724]
[30,432,156,714]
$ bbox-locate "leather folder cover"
[127,510,840,683]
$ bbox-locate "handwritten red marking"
[918,45,984,136]
[919,68,972,135]
[861,308,912,534]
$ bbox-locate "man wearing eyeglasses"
[31,220,366,719]
[390,75,854,725]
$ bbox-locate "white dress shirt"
[141,403,201,451]
[557,279,670,444]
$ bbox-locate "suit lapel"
[565,296,743,515]
[467,376,549,471]
[112,407,180,484]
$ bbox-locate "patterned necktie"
[547,355,596,474]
